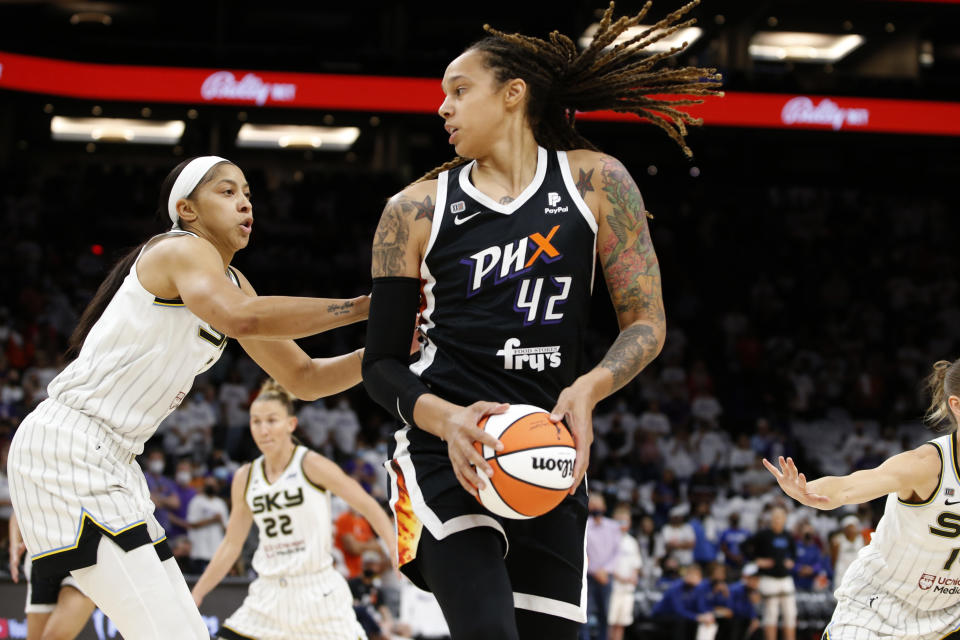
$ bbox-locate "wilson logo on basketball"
[532,456,573,478]
[919,572,936,590]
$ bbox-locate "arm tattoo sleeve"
[371,197,414,278]
[597,156,666,390]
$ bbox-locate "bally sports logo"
[201,71,296,106]
[781,96,869,131]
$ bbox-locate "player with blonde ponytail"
[193,378,395,640]
[766,359,960,639]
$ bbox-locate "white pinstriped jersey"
[246,446,334,577]
[46,231,236,453]
[838,431,960,611]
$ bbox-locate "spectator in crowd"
[636,513,666,588]
[179,385,218,460]
[168,458,198,538]
[349,550,395,640]
[792,520,829,591]
[691,501,720,566]
[831,514,865,588]
[729,563,763,640]
[651,564,715,640]
[719,512,751,572]
[218,369,251,460]
[186,476,229,573]
[638,398,670,437]
[335,505,385,580]
[750,419,775,460]
[328,394,361,460]
[663,504,696,567]
[751,505,797,640]
[1,370,25,419]
[728,433,756,473]
[608,504,642,640]
[583,493,621,640]
[652,469,681,525]
[141,447,180,535]
[0,439,11,549]
[297,395,333,456]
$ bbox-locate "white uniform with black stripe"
[8,231,234,562]
[825,431,960,640]
[221,446,366,640]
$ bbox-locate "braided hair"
[416,0,723,183]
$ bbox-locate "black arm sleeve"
[362,276,432,428]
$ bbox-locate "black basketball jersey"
[411,146,597,419]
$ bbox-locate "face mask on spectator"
[204,484,217,497]
[589,509,604,518]
[148,460,164,475]
[176,470,192,485]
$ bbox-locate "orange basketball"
[473,404,576,519]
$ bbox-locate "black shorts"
[387,436,588,624]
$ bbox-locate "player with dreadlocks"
[361,3,722,639]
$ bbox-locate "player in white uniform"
[192,379,396,640]
[9,512,96,640]
[7,156,371,640]
[764,359,960,640]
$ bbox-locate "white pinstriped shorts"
[824,590,960,640]
[221,568,366,640]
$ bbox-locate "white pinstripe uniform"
[825,431,960,640]
[220,446,366,640]
[8,231,235,565]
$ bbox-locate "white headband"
[167,156,230,229]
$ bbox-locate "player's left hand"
[763,456,830,507]
[550,379,598,495]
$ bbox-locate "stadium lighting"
[50,116,185,144]
[235,124,360,150]
[578,23,703,53]
[749,32,865,63]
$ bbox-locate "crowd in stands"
[0,157,957,638]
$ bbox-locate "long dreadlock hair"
[416,0,723,183]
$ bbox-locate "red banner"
[3,50,960,136]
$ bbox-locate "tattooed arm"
[365,181,507,498]
[551,151,666,491]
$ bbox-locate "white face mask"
[175,470,192,485]
[148,460,164,475]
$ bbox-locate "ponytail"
[254,378,297,416]
[66,243,148,360]
[925,359,960,429]
[416,0,723,183]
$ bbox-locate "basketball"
[473,404,577,519]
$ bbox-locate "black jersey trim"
[219,625,258,640]
[456,146,548,215]
[952,431,960,486]
[30,513,154,577]
[154,537,174,562]
[898,442,943,506]
[153,296,185,307]
[242,462,254,502]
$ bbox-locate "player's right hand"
[763,456,830,507]
[9,542,25,583]
[442,401,507,498]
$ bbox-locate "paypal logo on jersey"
[460,225,562,296]
[545,192,568,214]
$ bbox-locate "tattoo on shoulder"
[371,197,412,278]
[412,195,434,222]
[575,168,595,199]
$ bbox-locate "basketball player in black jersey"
[362,3,722,639]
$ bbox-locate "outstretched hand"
[763,456,830,507]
